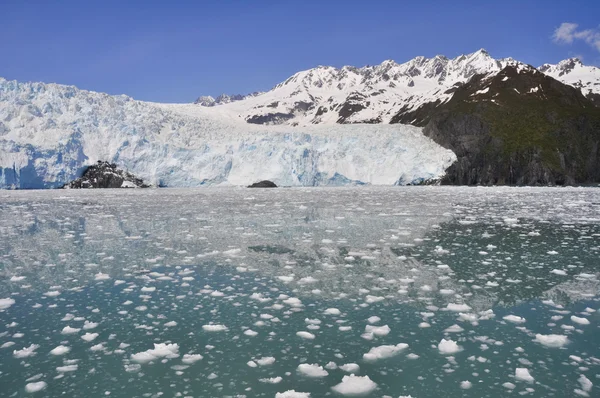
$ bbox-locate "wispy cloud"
[553,22,600,52]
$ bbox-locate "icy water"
[0,187,599,398]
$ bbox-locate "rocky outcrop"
[414,65,600,185]
[248,180,277,188]
[63,161,151,189]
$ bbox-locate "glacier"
[0,77,455,189]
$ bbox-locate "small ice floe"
[339,363,360,373]
[571,316,590,325]
[259,376,283,384]
[181,354,203,364]
[438,339,462,354]
[25,381,47,393]
[550,269,567,276]
[244,329,258,337]
[94,273,110,281]
[164,321,177,327]
[577,374,593,395]
[534,334,569,348]
[365,295,385,304]
[365,325,390,337]
[547,251,558,255]
[56,364,78,373]
[503,315,526,324]
[297,363,328,377]
[331,374,377,396]
[460,381,472,389]
[130,343,180,363]
[363,344,409,361]
[275,390,310,398]
[446,303,471,312]
[324,308,341,315]
[515,368,534,383]
[256,356,276,366]
[444,324,464,333]
[202,324,228,332]
[282,297,303,308]
[0,298,16,310]
[418,322,431,328]
[50,345,70,355]
[44,291,61,297]
[81,333,99,342]
[367,316,381,324]
[13,344,39,358]
[296,331,315,340]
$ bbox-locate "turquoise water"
[0,187,598,397]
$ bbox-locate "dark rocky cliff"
[392,65,600,185]
[63,161,151,189]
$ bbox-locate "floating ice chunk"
[339,363,360,373]
[57,364,78,372]
[547,251,558,255]
[283,297,303,307]
[367,316,381,324]
[25,381,47,393]
[202,324,228,332]
[250,293,271,302]
[82,321,98,330]
[44,291,61,297]
[297,363,328,377]
[297,331,315,340]
[61,326,80,335]
[460,381,472,389]
[446,303,471,312]
[90,343,104,351]
[365,325,390,337]
[578,374,593,392]
[438,339,462,354]
[503,382,516,390]
[256,356,276,366]
[534,334,569,348]
[439,289,455,295]
[182,354,203,364]
[247,360,257,368]
[141,286,156,292]
[331,375,377,396]
[363,343,409,361]
[164,321,177,327]
[444,324,464,333]
[260,376,283,384]
[278,276,294,283]
[275,390,310,398]
[94,273,110,281]
[324,308,341,315]
[81,333,99,342]
[418,322,431,328]
[50,345,70,355]
[0,298,16,310]
[13,344,39,358]
[365,295,385,304]
[515,368,534,383]
[550,269,567,276]
[130,343,180,363]
[244,329,258,337]
[503,315,526,324]
[571,316,590,325]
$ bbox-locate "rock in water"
[248,180,278,188]
[63,161,151,189]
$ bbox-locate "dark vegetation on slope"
[391,66,600,185]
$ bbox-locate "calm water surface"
[0,187,599,397]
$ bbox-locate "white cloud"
[553,22,600,52]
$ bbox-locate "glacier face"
[0,78,455,189]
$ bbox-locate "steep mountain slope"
[418,65,600,185]
[195,50,600,127]
[0,78,454,189]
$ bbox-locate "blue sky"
[1,0,599,102]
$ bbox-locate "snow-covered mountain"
[196,50,600,126]
[0,77,455,189]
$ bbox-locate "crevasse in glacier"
[0,78,456,188]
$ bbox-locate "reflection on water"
[0,187,598,397]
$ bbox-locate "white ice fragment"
[56,364,78,372]
[202,324,228,332]
[182,354,203,364]
[13,344,39,358]
[460,381,472,389]
[244,329,258,337]
[578,374,593,392]
[331,375,377,396]
[0,298,16,310]
[94,273,110,281]
[363,343,409,361]
[571,316,590,325]
[503,315,526,324]
[534,334,569,348]
[61,326,80,335]
[515,368,534,383]
[130,343,180,363]
[296,331,315,340]
[339,363,360,373]
[324,308,341,315]
[256,356,276,366]
[365,324,390,336]
[367,316,381,324]
[25,381,47,393]
[81,333,99,342]
[438,339,462,354]
[275,390,310,398]
[49,345,70,356]
[297,363,329,377]
[444,324,464,333]
[446,303,471,312]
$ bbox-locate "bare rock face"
[63,161,151,189]
[248,180,277,188]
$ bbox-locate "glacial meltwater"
[0,187,598,397]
